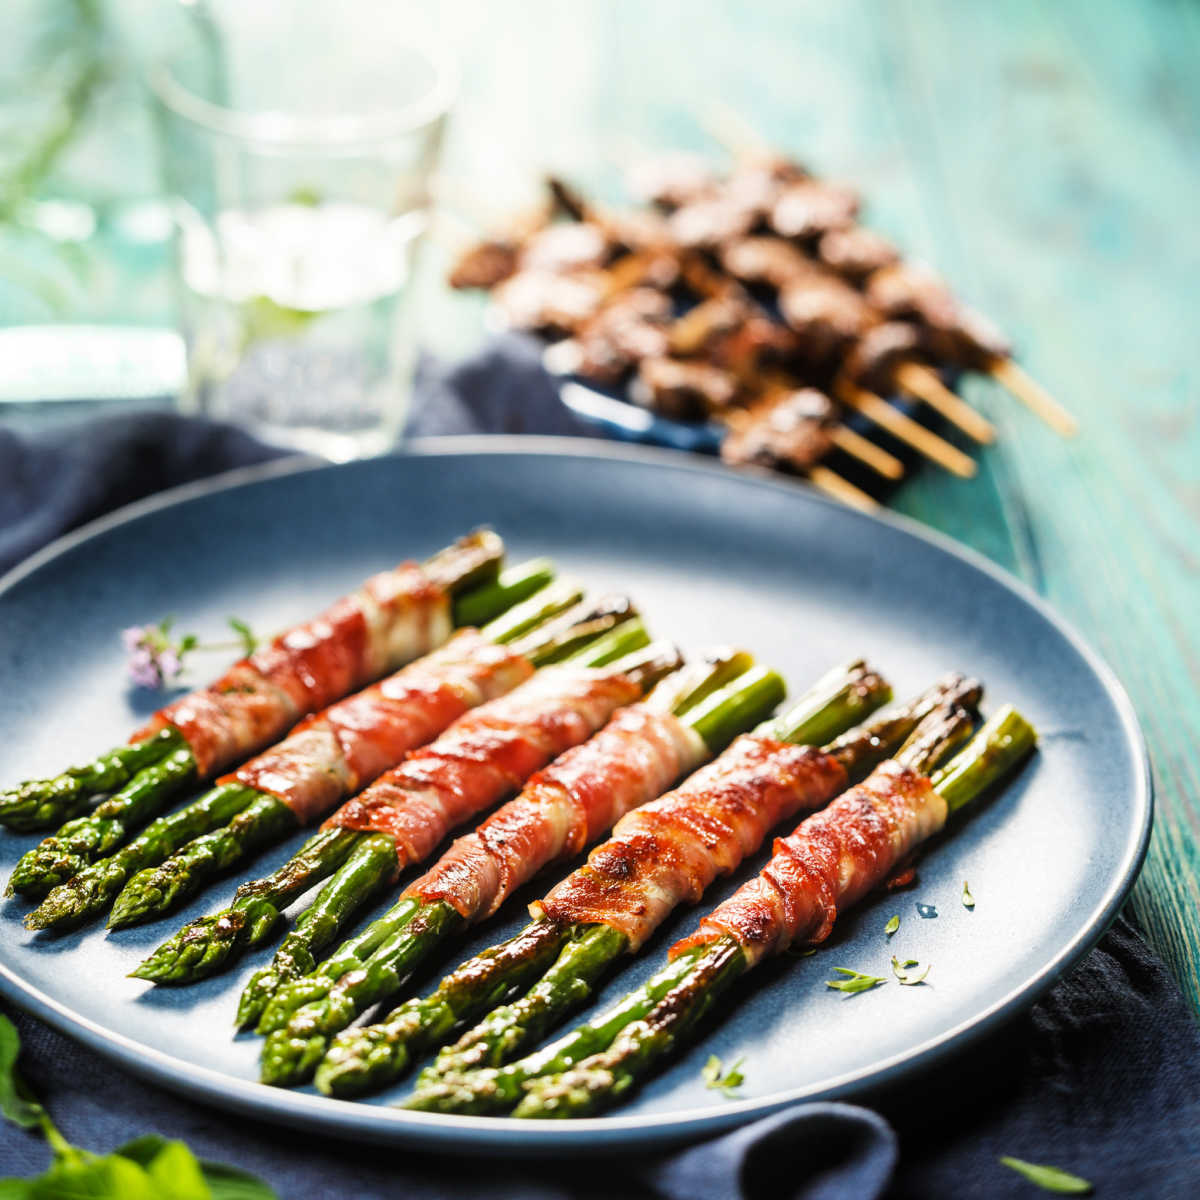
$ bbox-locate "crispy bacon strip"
[133,562,452,777]
[405,706,706,924]
[323,667,643,877]
[532,734,848,951]
[671,760,946,967]
[221,630,534,825]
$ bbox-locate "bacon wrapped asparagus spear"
[133,620,676,986]
[253,654,784,1087]
[509,704,1035,1118]
[313,666,956,1103]
[0,532,508,834]
[18,583,616,931]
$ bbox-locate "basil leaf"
[884,915,900,936]
[28,1154,155,1200]
[0,1016,46,1131]
[146,1141,208,1200]
[999,1156,1093,1194]
[0,1179,36,1199]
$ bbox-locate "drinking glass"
[150,1,455,458]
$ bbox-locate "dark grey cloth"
[2,338,1198,1197]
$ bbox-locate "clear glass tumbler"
[150,2,454,458]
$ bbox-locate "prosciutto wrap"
[322,666,644,879]
[134,561,453,776]
[532,733,848,951]
[671,759,946,967]
[220,630,534,824]
[404,706,707,925]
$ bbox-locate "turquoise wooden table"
[3,0,1198,1009]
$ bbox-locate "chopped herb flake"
[963,881,975,909]
[891,956,931,986]
[999,1156,1093,1194]
[825,968,887,995]
[884,915,900,936]
[701,1054,745,1097]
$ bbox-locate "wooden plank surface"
[417,0,1200,1009]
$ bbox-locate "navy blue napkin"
[2,338,1198,1198]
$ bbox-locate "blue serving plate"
[0,438,1151,1154]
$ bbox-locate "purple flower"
[121,622,184,690]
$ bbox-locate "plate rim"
[0,436,1153,1153]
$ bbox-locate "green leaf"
[884,915,900,936]
[145,1142,209,1200]
[701,1054,745,1097]
[999,1157,1092,1194]
[228,619,258,656]
[0,1016,46,1131]
[0,1178,36,1199]
[198,1162,278,1200]
[962,881,975,909]
[115,1138,208,1200]
[177,635,199,654]
[28,1154,155,1200]
[825,968,887,995]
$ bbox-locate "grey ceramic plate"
[0,438,1151,1154]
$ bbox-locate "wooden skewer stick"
[829,426,906,480]
[808,465,879,512]
[987,358,1078,437]
[835,380,977,479]
[891,362,996,445]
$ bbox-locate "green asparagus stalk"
[509,705,1036,1119]
[312,662,922,1100]
[0,728,186,835]
[23,784,264,931]
[258,659,784,1088]
[0,533,506,835]
[130,612,657,984]
[8,746,199,899]
[27,589,623,934]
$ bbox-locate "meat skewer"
[671,253,982,478]
[132,620,676,986]
[314,669,977,1105]
[465,205,886,509]
[20,582,619,931]
[670,116,1073,435]
[715,239,994,455]
[254,655,788,1087]
[508,705,1036,1118]
[0,532,507,834]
